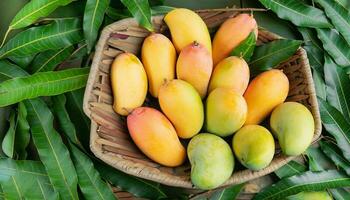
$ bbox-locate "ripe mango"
[208,56,250,94]
[141,33,176,97]
[164,8,212,54]
[244,69,289,125]
[232,125,275,170]
[127,107,186,167]
[188,133,234,190]
[270,102,314,156]
[212,14,258,65]
[176,42,213,98]
[158,79,204,139]
[111,53,147,116]
[286,191,333,200]
[206,88,247,137]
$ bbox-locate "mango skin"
[212,14,258,65]
[111,53,147,116]
[208,56,250,94]
[233,125,275,170]
[141,33,176,97]
[177,42,213,98]
[159,79,204,139]
[286,191,333,200]
[206,88,247,137]
[164,8,212,54]
[244,69,289,125]
[127,107,186,167]
[270,102,315,156]
[188,133,234,190]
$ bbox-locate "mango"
[111,53,147,116]
[208,56,250,94]
[270,102,314,156]
[127,107,186,167]
[164,8,212,54]
[286,191,333,200]
[212,14,258,65]
[232,125,275,170]
[244,69,289,125]
[188,133,234,190]
[206,88,247,137]
[158,79,204,139]
[176,42,213,98]
[141,33,176,97]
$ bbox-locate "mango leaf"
[259,0,332,28]
[14,102,30,160]
[0,60,28,82]
[330,188,350,200]
[30,45,74,74]
[1,112,16,158]
[285,191,333,200]
[275,160,307,179]
[0,67,89,107]
[149,0,165,6]
[24,98,79,200]
[151,6,174,15]
[208,183,244,200]
[316,29,350,67]
[249,39,302,75]
[8,54,36,69]
[305,146,335,171]
[253,170,350,200]
[230,32,256,62]
[313,69,327,100]
[0,18,83,59]
[320,140,350,176]
[105,7,131,20]
[315,0,350,46]
[120,0,153,31]
[318,98,350,163]
[83,0,110,53]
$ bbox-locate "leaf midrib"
[319,0,350,35]
[318,31,350,65]
[11,176,22,199]
[0,166,48,177]
[34,46,71,73]
[334,67,350,120]
[89,0,101,37]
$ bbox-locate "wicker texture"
[83,9,322,189]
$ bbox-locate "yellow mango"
[164,8,212,54]
[159,79,204,139]
[141,33,176,97]
[111,53,147,116]
[208,56,250,94]
[177,42,213,98]
[244,69,289,125]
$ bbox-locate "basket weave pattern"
[83,9,322,189]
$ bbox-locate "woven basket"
[83,9,322,189]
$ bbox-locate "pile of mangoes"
[110,8,315,190]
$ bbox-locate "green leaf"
[320,140,350,176]
[253,170,350,200]
[83,0,110,53]
[330,188,350,200]
[9,0,73,30]
[259,0,332,28]
[274,160,307,179]
[8,54,36,69]
[249,39,302,75]
[0,68,89,107]
[318,97,350,163]
[105,7,131,20]
[298,27,323,50]
[305,146,335,171]
[230,32,256,62]
[0,18,83,59]
[24,98,79,200]
[70,144,115,200]
[313,69,327,100]
[30,45,74,74]
[1,112,16,158]
[14,102,30,160]
[315,0,350,46]
[151,6,174,15]
[0,60,28,82]
[316,29,350,67]
[120,0,153,31]
[209,183,244,200]
[285,191,332,200]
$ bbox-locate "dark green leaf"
[285,191,332,200]
[0,18,83,58]
[253,170,350,200]
[0,68,89,107]
[0,60,28,82]
[330,188,350,200]
[313,69,327,100]
[105,7,131,20]
[249,39,302,75]
[83,0,110,53]
[24,98,79,200]
[209,183,244,200]
[320,140,350,176]
[149,0,165,6]
[298,27,323,50]
[259,0,332,28]
[275,160,307,179]
[14,102,30,160]
[30,45,74,74]
[8,54,36,69]
[120,0,153,31]
[1,112,15,158]
[151,6,174,15]
[230,32,256,62]
[305,146,335,171]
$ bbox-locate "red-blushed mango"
[141,33,176,97]
[159,79,204,139]
[111,53,147,116]
[208,56,250,94]
[127,107,186,167]
[244,69,289,125]
[212,14,258,65]
[164,8,212,54]
[206,88,247,137]
[177,42,213,98]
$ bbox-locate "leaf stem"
[1,28,12,48]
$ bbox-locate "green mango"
[286,191,333,200]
